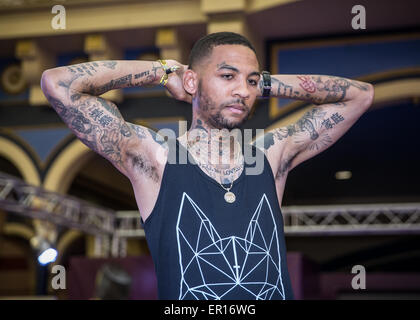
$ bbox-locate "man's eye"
[248,79,258,86]
[222,74,233,80]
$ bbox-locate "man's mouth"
[226,104,246,114]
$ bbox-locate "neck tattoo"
[181,123,243,203]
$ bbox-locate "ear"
[183,69,199,96]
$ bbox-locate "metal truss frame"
[0,173,114,236]
[282,203,420,236]
[116,203,420,237]
[2,172,420,257]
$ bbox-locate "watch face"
[262,72,270,82]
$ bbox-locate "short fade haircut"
[188,32,257,70]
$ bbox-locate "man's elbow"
[40,68,64,99]
[40,69,56,98]
[361,83,374,110]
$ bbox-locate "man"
[41,32,374,300]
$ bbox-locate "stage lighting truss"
[2,172,420,257]
[110,211,145,258]
[0,172,115,236]
[282,203,420,236]
[115,205,420,237]
[114,211,145,238]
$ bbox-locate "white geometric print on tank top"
[176,193,286,300]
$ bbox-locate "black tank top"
[143,139,294,300]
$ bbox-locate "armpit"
[126,151,160,183]
[276,151,298,179]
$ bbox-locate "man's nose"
[232,79,250,100]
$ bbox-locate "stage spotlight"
[30,236,58,265]
[335,170,352,180]
[37,247,58,265]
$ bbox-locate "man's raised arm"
[257,74,374,176]
[40,60,168,179]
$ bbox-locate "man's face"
[195,44,260,130]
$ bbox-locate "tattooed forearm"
[67,61,117,76]
[297,75,316,93]
[62,60,163,97]
[265,74,371,105]
[67,62,99,77]
[311,76,354,103]
[102,61,117,70]
[269,77,294,98]
[87,74,133,96]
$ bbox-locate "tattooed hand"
[164,60,192,104]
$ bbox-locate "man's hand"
[164,60,192,104]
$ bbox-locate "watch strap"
[261,71,271,97]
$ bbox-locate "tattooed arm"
[40,60,173,180]
[256,74,374,178]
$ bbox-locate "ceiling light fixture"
[335,170,352,180]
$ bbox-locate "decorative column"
[155,28,189,64]
[201,0,264,66]
[15,39,55,106]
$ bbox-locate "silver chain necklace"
[184,135,240,204]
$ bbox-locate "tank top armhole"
[251,144,285,214]
[142,160,169,228]
[142,139,179,227]
[249,144,277,181]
